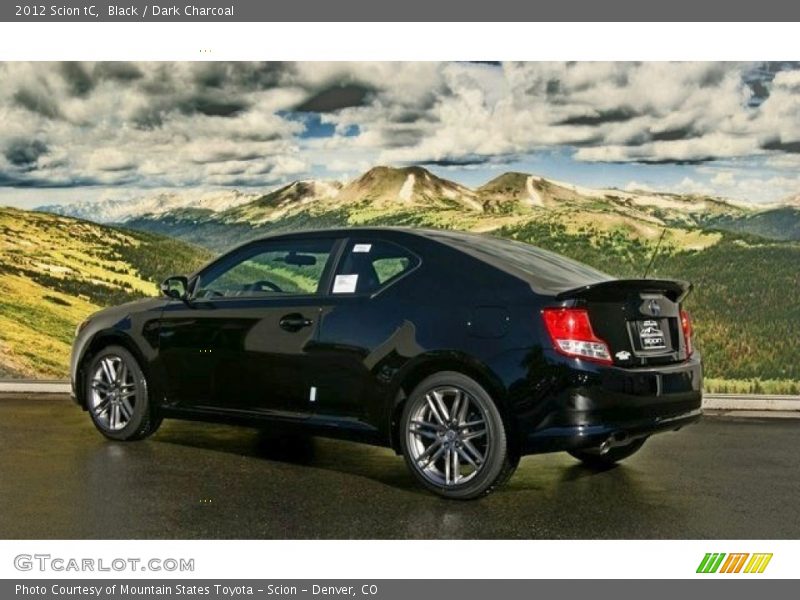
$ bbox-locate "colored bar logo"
[697,553,772,574]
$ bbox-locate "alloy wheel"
[89,355,138,431]
[406,386,490,487]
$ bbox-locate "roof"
[237,225,497,247]
[234,226,612,295]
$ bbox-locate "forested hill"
[0,207,211,378]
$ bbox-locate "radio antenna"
[643,228,667,279]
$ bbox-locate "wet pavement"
[1,393,798,539]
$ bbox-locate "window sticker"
[352,243,372,253]
[332,274,359,293]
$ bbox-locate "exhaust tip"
[600,432,629,454]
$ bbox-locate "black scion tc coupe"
[71,228,702,499]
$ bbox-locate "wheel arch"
[387,352,519,455]
[75,330,152,409]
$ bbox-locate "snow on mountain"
[37,189,261,223]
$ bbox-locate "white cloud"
[318,62,767,169]
[624,180,656,192]
[1,61,800,204]
[0,62,307,189]
[677,169,800,203]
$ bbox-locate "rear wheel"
[400,371,516,500]
[84,345,161,441]
[568,436,647,468]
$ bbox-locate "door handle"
[279,313,313,332]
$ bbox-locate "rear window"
[429,231,611,292]
[332,239,419,295]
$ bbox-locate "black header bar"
[3,0,800,22]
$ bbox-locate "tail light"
[680,309,693,356]
[541,307,612,365]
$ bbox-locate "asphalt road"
[1,393,798,539]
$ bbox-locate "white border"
[0,540,795,579]
[1,19,799,582]
[0,22,798,61]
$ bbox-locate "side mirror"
[160,275,189,301]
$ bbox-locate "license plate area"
[628,318,673,354]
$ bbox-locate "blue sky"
[1,61,800,209]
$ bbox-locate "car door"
[313,238,421,424]
[157,236,340,418]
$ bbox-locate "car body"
[71,227,702,498]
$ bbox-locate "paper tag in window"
[333,274,359,294]
[352,243,372,253]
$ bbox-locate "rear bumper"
[521,355,703,454]
[523,407,702,454]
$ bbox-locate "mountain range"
[38,189,259,224]
[38,166,800,246]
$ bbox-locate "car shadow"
[559,461,619,480]
[154,421,426,495]
[153,420,629,500]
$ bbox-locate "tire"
[399,371,516,500]
[84,345,161,441]
[568,436,647,469]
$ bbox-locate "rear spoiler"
[556,278,692,303]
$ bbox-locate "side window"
[332,240,418,295]
[195,239,335,299]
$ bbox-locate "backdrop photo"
[1,61,798,394]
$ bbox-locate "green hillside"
[0,207,212,378]
[709,206,800,241]
[500,222,800,390]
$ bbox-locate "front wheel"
[568,437,647,468]
[84,345,161,441]
[400,372,517,500]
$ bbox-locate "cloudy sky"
[1,61,800,209]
